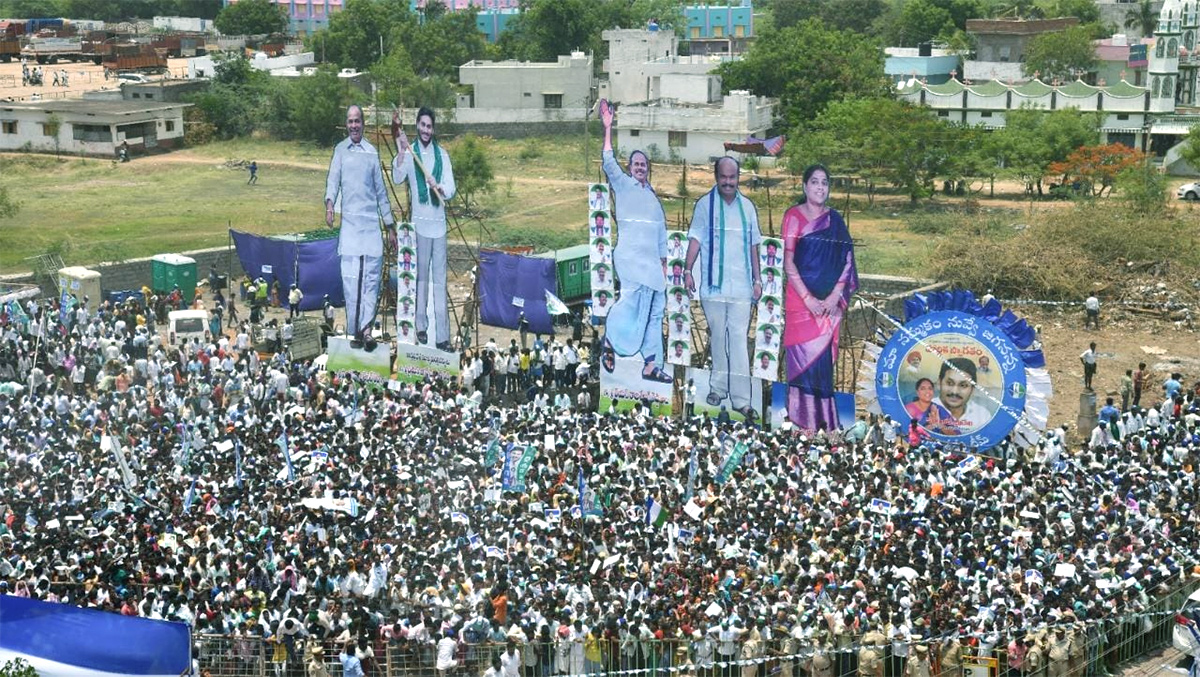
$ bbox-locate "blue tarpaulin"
[230,230,341,311]
[479,249,556,334]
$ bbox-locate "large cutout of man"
[684,157,762,419]
[597,99,671,383]
[324,104,395,352]
[391,107,456,351]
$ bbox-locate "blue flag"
[234,440,244,489]
[182,477,197,513]
[275,431,294,482]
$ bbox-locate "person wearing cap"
[307,642,331,677]
[684,156,762,421]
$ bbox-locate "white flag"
[544,289,570,316]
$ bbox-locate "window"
[1117,113,1130,120]
[712,24,723,37]
[999,46,1011,62]
[166,120,175,132]
[524,92,532,97]
[629,129,640,137]
[668,130,687,147]
[144,93,153,99]
[543,93,562,109]
[938,110,950,117]
[981,111,993,118]
[568,262,578,275]
[1,120,16,134]
[131,92,141,99]
[72,123,111,142]
[41,122,55,136]
[117,122,152,139]
[690,27,700,38]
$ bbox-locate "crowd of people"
[0,291,1198,677]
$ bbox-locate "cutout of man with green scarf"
[392,106,456,351]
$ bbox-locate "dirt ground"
[0,56,189,102]
[1009,302,1200,439]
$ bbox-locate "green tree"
[1039,0,1099,23]
[269,67,349,146]
[771,0,889,34]
[305,0,417,71]
[991,107,1099,195]
[1180,123,1200,170]
[718,19,887,129]
[410,6,488,80]
[184,56,275,140]
[1022,25,1097,81]
[890,0,956,46]
[933,0,987,30]
[0,0,62,17]
[214,0,287,35]
[1115,162,1168,212]
[500,0,595,62]
[448,134,495,210]
[1124,0,1157,36]
[788,97,963,202]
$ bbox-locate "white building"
[898,0,1200,172]
[0,100,188,155]
[600,28,732,104]
[455,52,594,123]
[615,89,775,164]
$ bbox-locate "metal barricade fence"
[197,577,1200,677]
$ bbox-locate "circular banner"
[876,311,1027,449]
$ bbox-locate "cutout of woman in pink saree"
[782,165,858,431]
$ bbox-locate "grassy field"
[0,134,1090,277]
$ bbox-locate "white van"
[168,309,209,347]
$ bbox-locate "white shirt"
[392,139,456,238]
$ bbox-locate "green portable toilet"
[151,253,197,304]
[534,244,592,303]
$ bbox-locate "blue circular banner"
[876,311,1027,450]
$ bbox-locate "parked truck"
[101,44,167,74]
[0,36,19,62]
[22,36,98,64]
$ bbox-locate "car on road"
[1174,587,1200,660]
[1178,182,1200,200]
[115,72,150,84]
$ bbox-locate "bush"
[928,202,1198,300]
[518,141,543,160]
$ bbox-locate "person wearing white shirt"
[391,107,456,351]
[325,105,395,351]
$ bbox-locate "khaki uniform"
[860,630,888,677]
[938,637,962,677]
[907,646,932,677]
[809,648,834,677]
[1048,631,1071,677]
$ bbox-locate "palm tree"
[1125,0,1158,38]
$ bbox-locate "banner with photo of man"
[875,310,1028,449]
[395,223,418,345]
[665,230,691,367]
[588,185,614,319]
